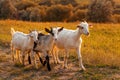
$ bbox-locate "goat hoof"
[22,64,25,67]
[43,60,46,66]
[29,61,31,64]
[82,68,86,71]
[35,66,38,70]
[63,65,68,69]
[48,68,51,71]
[82,67,86,71]
[19,61,22,64]
[79,68,86,72]
[54,61,57,64]
[57,60,62,64]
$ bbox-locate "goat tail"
[11,28,15,35]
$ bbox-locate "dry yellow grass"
[0,20,120,80]
[0,20,120,68]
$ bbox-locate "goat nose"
[87,32,90,36]
[55,38,57,41]
[35,40,38,43]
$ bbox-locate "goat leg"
[28,51,31,64]
[36,52,45,66]
[43,60,46,66]
[46,55,51,71]
[39,57,44,65]
[28,55,31,64]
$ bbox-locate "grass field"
[0,20,120,80]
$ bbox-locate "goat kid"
[11,28,38,66]
[33,27,63,71]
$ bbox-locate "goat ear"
[50,27,53,32]
[82,18,87,22]
[58,27,64,32]
[28,34,33,38]
[77,25,83,29]
[50,27,52,30]
[45,28,50,33]
[77,25,79,28]
[77,25,82,28]
[80,26,84,29]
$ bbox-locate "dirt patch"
[0,48,120,80]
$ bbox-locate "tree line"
[0,0,120,23]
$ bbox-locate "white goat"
[33,27,63,71]
[11,28,38,66]
[53,21,91,71]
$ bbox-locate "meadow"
[0,20,120,80]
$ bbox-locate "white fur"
[11,28,38,65]
[53,21,90,70]
[33,27,63,68]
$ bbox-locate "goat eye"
[81,27,84,29]
[30,36,33,38]
[51,33,54,36]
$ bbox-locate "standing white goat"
[53,21,91,71]
[11,28,38,66]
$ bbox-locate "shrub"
[74,3,89,11]
[18,6,47,22]
[28,6,47,22]
[0,0,17,19]
[69,9,87,21]
[18,10,30,21]
[27,7,41,22]
[15,0,37,10]
[87,0,114,22]
[38,0,55,6]
[38,6,47,21]
[112,14,120,23]
[46,4,73,22]
[114,9,120,15]
[116,4,120,8]
[58,0,78,6]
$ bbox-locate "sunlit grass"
[82,23,120,67]
[0,20,120,68]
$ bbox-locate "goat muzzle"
[87,32,90,36]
